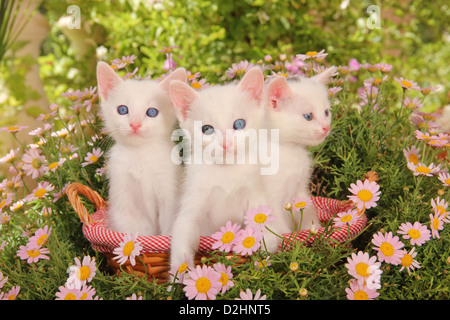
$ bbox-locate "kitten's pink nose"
[322,125,330,134]
[130,122,142,133]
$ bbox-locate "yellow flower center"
[407,229,421,239]
[34,188,47,199]
[432,218,440,230]
[367,66,379,72]
[435,205,446,216]
[416,166,430,174]
[446,178,450,185]
[340,214,353,223]
[353,289,369,300]
[195,277,211,294]
[254,213,267,224]
[48,162,59,170]
[37,234,48,246]
[64,293,77,300]
[401,253,413,268]
[373,78,382,86]
[380,242,395,257]
[235,69,247,77]
[357,189,373,202]
[27,248,41,258]
[78,266,91,281]
[80,293,88,300]
[408,154,419,165]
[295,201,307,209]
[191,82,202,90]
[306,51,318,57]
[0,200,6,208]
[89,155,99,163]
[242,236,256,249]
[355,262,371,277]
[31,158,42,169]
[401,80,412,88]
[219,272,229,287]
[221,231,235,244]
[122,241,135,256]
[178,262,188,274]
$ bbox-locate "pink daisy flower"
[407,162,440,177]
[82,148,104,167]
[345,279,379,300]
[170,254,192,283]
[183,265,222,300]
[1,286,21,300]
[403,146,421,165]
[17,242,50,264]
[21,148,48,179]
[79,284,97,300]
[403,96,423,110]
[374,63,393,73]
[112,233,143,266]
[371,231,405,265]
[0,125,29,133]
[397,221,431,246]
[431,197,449,219]
[296,49,328,61]
[347,179,381,210]
[211,221,241,253]
[438,171,450,187]
[213,263,234,294]
[55,284,82,300]
[244,205,275,231]
[333,209,360,228]
[26,181,55,202]
[233,227,263,256]
[28,225,52,248]
[399,248,421,275]
[126,293,143,300]
[225,60,255,79]
[394,76,420,91]
[0,271,8,289]
[429,211,445,239]
[0,148,20,164]
[66,256,97,289]
[414,130,433,141]
[235,288,267,300]
[345,251,381,286]
[292,196,313,211]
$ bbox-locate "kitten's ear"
[237,67,265,104]
[97,61,123,101]
[159,68,187,92]
[311,66,337,84]
[266,76,292,109]
[169,80,199,122]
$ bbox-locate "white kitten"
[96,62,186,236]
[264,67,337,230]
[169,67,273,268]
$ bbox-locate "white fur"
[169,68,278,268]
[264,67,337,230]
[97,62,186,235]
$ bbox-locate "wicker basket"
[66,172,376,283]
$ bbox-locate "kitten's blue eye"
[202,125,215,135]
[233,119,246,130]
[325,109,330,117]
[146,107,159,117]
[303,113,313,121]
[117,105,128,115]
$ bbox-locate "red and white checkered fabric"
[81,197,366,254]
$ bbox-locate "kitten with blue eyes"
[168,67,273,268]
[96,61,187,235]
[264,67,337,231]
